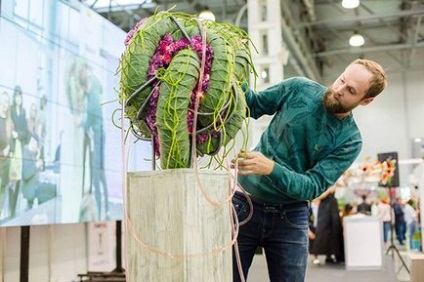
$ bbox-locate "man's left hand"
[231,151,275,176]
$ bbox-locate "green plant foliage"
[118,11,255,169]
[156,49,200,168]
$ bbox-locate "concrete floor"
[246,251,406,282]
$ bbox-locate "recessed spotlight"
[342,0,360,9]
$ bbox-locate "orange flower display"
[339,156,397,187]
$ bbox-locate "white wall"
[354,71,410,161]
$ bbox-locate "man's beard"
[323,88,352,114]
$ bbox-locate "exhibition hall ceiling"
[84,0,424,80]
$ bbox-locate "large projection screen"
[0,0,150,226]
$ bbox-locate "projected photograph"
[0,0,148,226]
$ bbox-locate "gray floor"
[246,251,406,282]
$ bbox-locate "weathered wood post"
[127,169,233,281]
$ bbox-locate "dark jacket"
[311,193,343,257]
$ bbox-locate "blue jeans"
[232,191,309,282]
[394,221,406,244]
[382,221,391,243]
[408,221,417,249]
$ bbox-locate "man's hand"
[308,229,316,240]
[231,151,275,176]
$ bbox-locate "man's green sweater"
[238,77,362,204]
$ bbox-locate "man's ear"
[360,97,374,106]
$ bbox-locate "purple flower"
[140,33,216,156]
[124,18,148,47]
[211,130,221,138]
[197,132,209,144]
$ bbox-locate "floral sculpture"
[118,11,254,169]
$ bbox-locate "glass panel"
[29,0,44,27]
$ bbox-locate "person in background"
[357,194,372,215]
[80,64,109,220]
[27,103,39,140]
[341,203,355,218]
[21,136,43,210]
[377,198,392,247]
[404,199,418,250]
[9,86,29,217]
[0,91,11,171]
[309,186,344,265]
[392,197,406,245]
[0,91,12,217]
[371,198,379,216]
[37,95,47,162]
[231,59,387,281]
[10,86,29,148]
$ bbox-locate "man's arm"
[233,138,361,201]
[243,78,298,119]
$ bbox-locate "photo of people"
[0,2,148,226]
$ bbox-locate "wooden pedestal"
[126,169,232,281]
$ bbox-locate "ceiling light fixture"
[349,31,365,47]
[198,9,216,22]
[342,0,360,9]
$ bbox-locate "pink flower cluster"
[124,18,147,47]
[147,34,190,77]
[143,33,216,157]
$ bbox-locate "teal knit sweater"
[238,77,362,203]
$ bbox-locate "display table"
[410,252,424,282]
[343,215,384,270]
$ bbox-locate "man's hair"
[350,59,387,99]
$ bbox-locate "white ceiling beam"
[301,9,424,27]
[315,42,424,57]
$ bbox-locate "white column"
[247,0,289,149]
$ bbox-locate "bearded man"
[231,59,387,282]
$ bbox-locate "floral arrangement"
[118,11,254,169]
[340,156,397,186]
[378,157,397,185]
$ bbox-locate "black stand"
[112,220,125,273]
[385,188,410,274]
[20,226,30,282]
